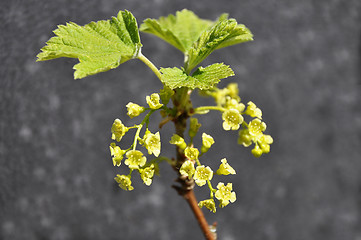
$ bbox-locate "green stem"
[194,106,225,114]
[138,53,162,81]
[207,180,214,198]
[132,110,156,150]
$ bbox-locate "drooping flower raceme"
[193,165,213,186]
[111,119,128,142]
[143,130,161,157]
[114,174,134,191]
[215,182,236,207]
[124,150,147,169]
[146,93,163,109]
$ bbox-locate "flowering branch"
[37,9,273,240]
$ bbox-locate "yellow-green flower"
[124,150,147,169]
[259,134,273,154]
[213,88,228,106]
[193,165,213,186]
[252,134,273,157]
[109,143,126,167]
[184,147,199,161]
[140,164,155,186]
[143,130,161,157]
[111,119,128,142]
[226,83,241,102]
[251,144,263,157]
[201,133,215,153]
[216,158,236,175]
[179,160,195,178]
[198,199,216,213]
[215,182,236,207]
[169,134,187,149]
[245,101,262,119]
[126,102,145,118]
[222,109,244,131]
[146,93,163,109]
[114,174,134,191]
[189,118,201,138]
[248,118,267,138]
[260,134,273,145]
[225,97,245,112]
[238,129,253,147]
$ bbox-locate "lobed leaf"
[37,10,142,79]
[160,63,234,90]
[140,9,212,53]
[186,18,253,71]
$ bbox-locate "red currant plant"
[37,9,273,240]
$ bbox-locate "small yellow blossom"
[201,133,215,153]
[248,118,267,137]
[114,174,134,191]
[226,83,241,102]
[146,93,163,109]
[111,119,128,142]
[143,130,161,157]
[140,164,155,186]
[245,101,262,119]
[184,147,199,160]
[215,182,236,207]
[109,143,126,167]
[193,165,213,186]
[126,102,145,118]
[213,88,229,106]
[169,134,187,149]
[251,144,263,157]
[225,97,245,112]
[179,160,195,178]
[216,158,236,175]
[238,129,253,147]
[198,199,216,213]
[222,109,243,131]
[124,150,147,169]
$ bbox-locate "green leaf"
[160,63,234,90]
[37,10,142,79]
[191,63,235,88]
[140,9,212,53]
[186,18,253,71]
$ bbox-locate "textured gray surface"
[1,0,361,239]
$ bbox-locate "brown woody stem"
[171,89,216,240]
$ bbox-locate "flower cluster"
[238,118,273,157]
[109,93,166,191]
[171,132,237,213]
[199,83,273,157]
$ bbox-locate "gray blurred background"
[1,0,361,239]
